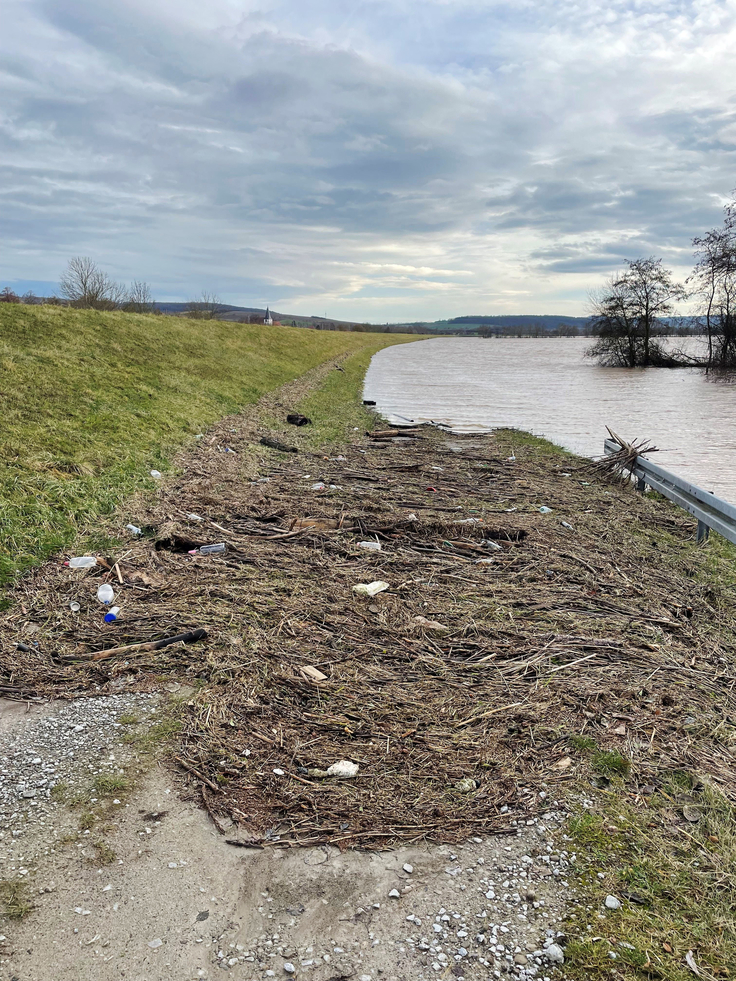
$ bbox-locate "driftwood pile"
[1,418,735,848]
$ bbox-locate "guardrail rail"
[603,438,736,546]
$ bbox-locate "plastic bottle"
[97,583,115,604]
[150,469,162,479]
[68,556,97,569]
[104,606,120,623]
[125,523,142,535]
[188,543,226,555]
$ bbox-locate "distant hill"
[389,315,590,335]
[153,302,384,332]
[448,315,589,329]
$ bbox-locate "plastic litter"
[150,469,162,479]
[353,581,390,597]
[125,523,142,536]
[481,540,502,551]
[454,778,478,793]
[186,513,203,522]
[327,760,359,779]
[358,541,382,551]
[68,556,97,569]
[97,583,115,605]
[539,506,553,513]
[69,600,81,613]
[561,520,574,530]
[309,760,360,779]
[188,543,226,555]
[104,606,120,623]
[311,482,326,490]
[413,615,450,634]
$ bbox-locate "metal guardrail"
[604,438,736,545]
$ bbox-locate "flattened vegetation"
[1,414,735,851]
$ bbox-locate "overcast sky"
[2,0,735,320]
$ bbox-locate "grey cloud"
[1,0,735,318]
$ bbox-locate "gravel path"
[0,694,157,875]
[0,696,572,981]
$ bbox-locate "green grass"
[117,712,140,725]
[79,810,96,830]
[570,734,597,752]
[92,841,117,865]
[0,880,34,920]
[0,305,409,583]
[564,778,736,980]
[591,748,631,777]
[124,712,183,750]
[92,773,129,796]
[296,344,412,445]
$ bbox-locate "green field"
[0,305,406,583]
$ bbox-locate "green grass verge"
[296,338,423,446]
[0,304,408,583]
[564,773,736,979]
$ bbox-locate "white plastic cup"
[97,583,115,605]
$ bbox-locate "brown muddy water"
[364,337,736,502]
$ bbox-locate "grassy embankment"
[0,304,409,585]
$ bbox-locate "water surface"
[364,337,736,501]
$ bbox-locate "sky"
[2,0,735,321]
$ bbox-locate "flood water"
[364,337,736,502]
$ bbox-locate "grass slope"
[0,305,407,583]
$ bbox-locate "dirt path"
[1,697,570,981]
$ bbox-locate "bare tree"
[59,256,125,309]
[122,280,155,314]
[185,291,226,320]
[587,258,687,367]
[0,286,20,303]
[690,198,736,370]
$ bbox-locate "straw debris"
[1,408,735,850]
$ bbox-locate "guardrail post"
[697,520,710,544]
[636,476,646,493]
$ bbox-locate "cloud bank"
[2,0,735,319]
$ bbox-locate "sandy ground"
[0,697,571,981]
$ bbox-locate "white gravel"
[0,694,157,872]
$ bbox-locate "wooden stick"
[176,757,220,793]
[453,701,524,729]
[87,628,207,662]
